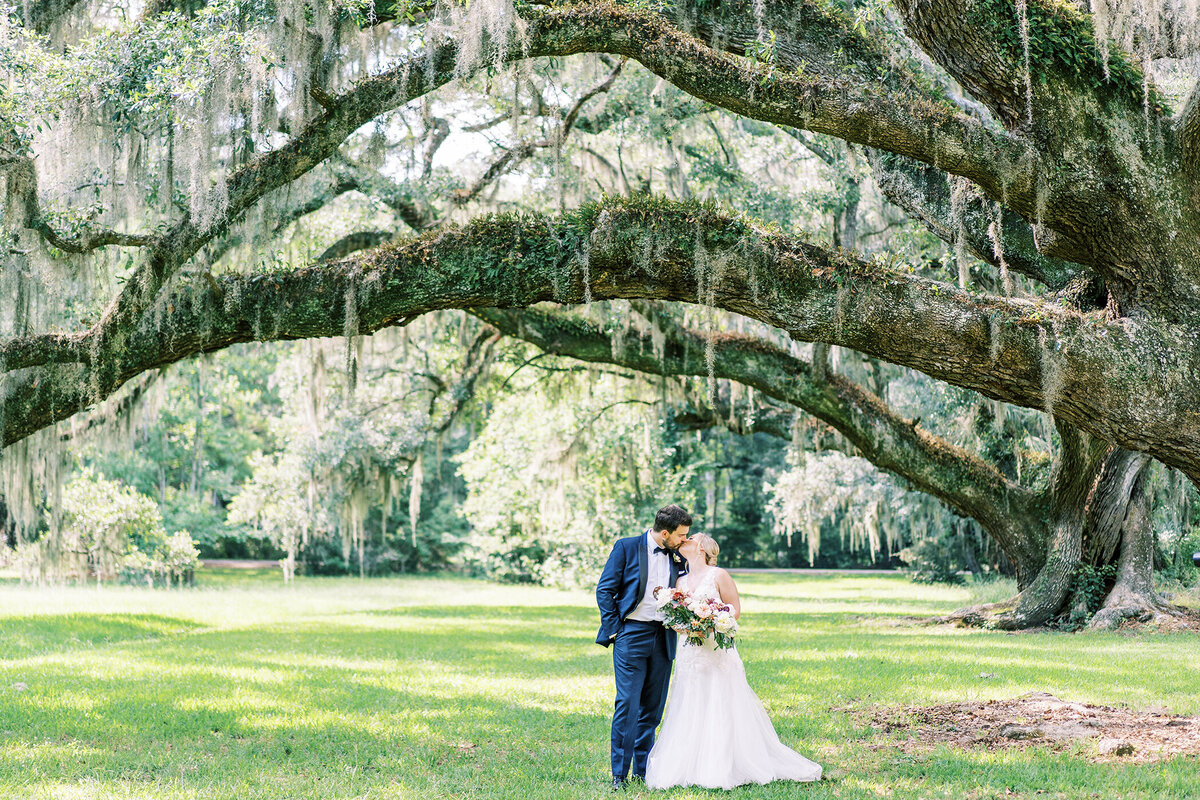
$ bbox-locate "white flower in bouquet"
[714,612,737,634]
[655,587,675,608]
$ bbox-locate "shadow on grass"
[0,614,613,795]
[0,613,204,659]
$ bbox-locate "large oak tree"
[3,0,1200,627]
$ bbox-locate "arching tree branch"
[73,0,1039,372]
[5,160,156,254]
[318,231,393,261]
[7,196,1200,485]
[471,304,1043,576]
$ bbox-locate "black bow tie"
[654,546,670,554]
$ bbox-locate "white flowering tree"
[227,451,311,582]
[33,465,199,585]
[458,366,700,586]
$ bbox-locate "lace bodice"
[679,568,721,603]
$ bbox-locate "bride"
[645,533,822,790]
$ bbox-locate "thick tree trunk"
[946,440,1194,630]
[1088,464,1190,630]
[943,421,1109,629]
[1082,449,1152,566]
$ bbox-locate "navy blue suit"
[595,531,683,780]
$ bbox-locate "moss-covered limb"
[30,209,155,251]
[471,304,1045,575]
[52,372,159,444]
[318,231,393,261]
[872,152,1088,293]
[4,159,156,254]
[675,0,913,87]
[892,0,1169,128]
[0,328,91,372]
[884,0,1200,320]
[7,194,1200,479]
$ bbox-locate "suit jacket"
[595,530,683,647]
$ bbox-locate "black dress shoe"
[611,777,626,791]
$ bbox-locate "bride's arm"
[715,569,742,619]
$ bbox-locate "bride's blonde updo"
[691,533,719,566]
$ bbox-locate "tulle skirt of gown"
[645,635,822,790]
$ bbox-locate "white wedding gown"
[645,569,822,790]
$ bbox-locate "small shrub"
[31,467,200,586]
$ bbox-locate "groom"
[595,504,692,790]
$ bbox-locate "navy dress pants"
[610,619,672,779]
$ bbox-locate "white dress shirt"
[627,529,670,622]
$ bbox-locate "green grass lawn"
[1,569,1198,799]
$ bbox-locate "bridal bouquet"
[653,586,738,649]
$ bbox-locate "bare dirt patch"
[841,692,1200,763]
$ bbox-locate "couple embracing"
[595,504,822,791]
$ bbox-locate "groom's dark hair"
[653,504,693,532]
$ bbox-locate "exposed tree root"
[932,592,1200,632]
[930,598,1024,630]
[1088,588,1197,631]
